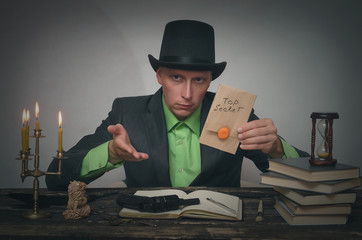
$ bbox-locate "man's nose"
[182,81,192,99]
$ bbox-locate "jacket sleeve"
[45,99,122,191]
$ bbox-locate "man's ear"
[156,68,163,85]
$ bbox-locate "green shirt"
[162,95,202,187]
[80,141,122,178]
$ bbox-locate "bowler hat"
[148,20,227,80]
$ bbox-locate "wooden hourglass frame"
[309,112,339,166]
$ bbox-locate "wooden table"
[0,187,361,239]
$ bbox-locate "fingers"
[137,152,149,160]
[123,148,149,162]
[125,150,149,162]
[108,124,149,162]
[109,138,149,163]
[239,134,278,146]
[237,119,280,155]
[238,119,276,140]
[238,119,276,135]
[122,144,149,161]
[107,124,125,136]
[238,135,279,152]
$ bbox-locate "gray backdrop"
[1,0,361,188]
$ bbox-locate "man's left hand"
[237,118,284,158]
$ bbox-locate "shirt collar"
[162,95,201,136]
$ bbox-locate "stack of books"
[260,157,361,225]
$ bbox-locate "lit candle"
[26,110,30,151]
[21,109,27,152]
[58,111,63,152]
[35,102,40,130]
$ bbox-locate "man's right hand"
[107,124,149,164]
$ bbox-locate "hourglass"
[309,112,339,166]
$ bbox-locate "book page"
[183,190,242,219]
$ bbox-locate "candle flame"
[22,109,26,125]
[26,110,30,123]
[35,101,39,119]
[58,111,62,128]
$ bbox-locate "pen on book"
[206,197,236,215]
[255,199,263,222]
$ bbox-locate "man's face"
[156,67,212,121]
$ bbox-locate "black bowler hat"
[148,20,227,80]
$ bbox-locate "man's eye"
[172,75,180,80]
[195,78,204,83]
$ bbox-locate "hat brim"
[148,54,226,80]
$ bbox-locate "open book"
[118,189,242,221]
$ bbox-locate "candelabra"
[16,128,66,219]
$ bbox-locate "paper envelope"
[199,84,257,154]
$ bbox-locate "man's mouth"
[177,104,192,110]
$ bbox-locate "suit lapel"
[192,92,221,185]
[142,88,172,186]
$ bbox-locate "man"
[46,20,308,191]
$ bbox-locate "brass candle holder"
[16,128,66,219]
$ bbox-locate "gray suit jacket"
[47,88,302,190]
